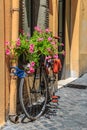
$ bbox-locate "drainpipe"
[9,0,19,123]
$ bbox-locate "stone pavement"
[66,73,87,89]
[1,86,87,130]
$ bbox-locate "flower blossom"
[6,48,10,55]
[48,37,52,41]
[61,43,64,46]
[34,26,42,32]
[27,63,30,68]
[38,38,44,42]
[29,44,34,53]
[53,54,58,59]
[47,48,51,52]
[45,28,50,33]
[27,63,35,74]
[16,38,21,47]
[45,56,52,60]
[29,66,35,73]
[62,50,66,56]
[5,41,10,46]
[30,61,35,67]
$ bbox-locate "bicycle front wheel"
[19,69,48,120]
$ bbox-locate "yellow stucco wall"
[79,0,87,75]
[70,0,87,77]
[65,0,71,78]
[70,0,80,77]
[0,0,5,125]
[5,0,12,119]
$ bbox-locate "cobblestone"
[1,87,87,130]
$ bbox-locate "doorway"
[58,0,65,80]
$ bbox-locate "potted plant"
[5,26,65,74]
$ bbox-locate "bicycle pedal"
[52,95,58,99]
[52,95,60,99]
[51,95,59,103]
[51,99,58,103]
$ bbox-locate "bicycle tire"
[19,69,48,120]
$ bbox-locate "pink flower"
[5,41,10,46]
[34,26,42,32]
[48,56,52,59]
[62,50,66,56]
[30,44,34,48]
[47,48,51,51]
[48,59,52,63]
[53,54,58,59]
[27,63,35,73]
[6,48,10,55]
[45,56,49,60]
[29,66,35,73]
[16,38,21,46]
[29,48,34,53]
[45,28,50,33]
[45,56,52,60]
[61,43,64,46]
[48,37,52,41]
[27,70,31,74]
[38,38,44,42]
[29,44,34,53]
[27,63,30,68]
[30,61,35,67]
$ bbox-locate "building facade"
[0,0,87,125]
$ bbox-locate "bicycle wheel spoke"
[19,68,48,120]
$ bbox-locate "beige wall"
[63,0,81,78]
[65,0,71,78]
[79,0,87,75]
[5,0,12,119]
[0,0,5,125]
[0,0,19,124]
[70,0,80,77]
[49,0,58,36]
[70,0,87,77]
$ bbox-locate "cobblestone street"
[1,86,87,130]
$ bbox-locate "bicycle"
[11,55,58,121]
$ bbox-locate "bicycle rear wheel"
[19,69,48,120]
